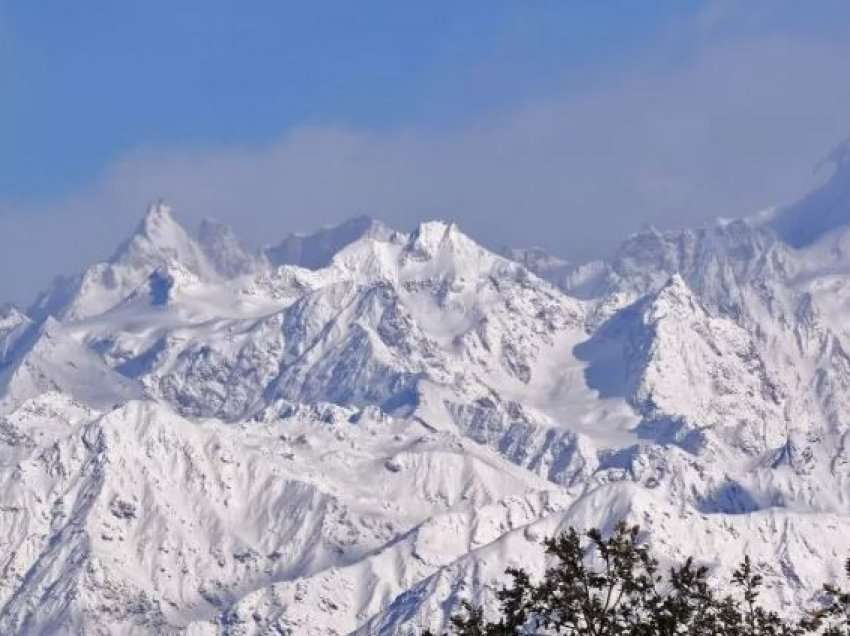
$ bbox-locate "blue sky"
[1,1,694,200]
[3,1,850,304]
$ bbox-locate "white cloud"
[3,25,850,306]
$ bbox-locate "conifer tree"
[425,522,850,636]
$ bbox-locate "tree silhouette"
[421,521,850,635]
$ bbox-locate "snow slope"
[7,146,850,633]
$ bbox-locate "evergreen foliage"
[423,522,850,635]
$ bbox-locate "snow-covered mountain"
[6,148,850,634]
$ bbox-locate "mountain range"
[3,147,850,634]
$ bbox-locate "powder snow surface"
[6,158,850,634]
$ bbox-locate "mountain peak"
[643,274,702,322]
[112,201,208,274]
[663,272,689,292]
[411,220,453,241]
[265,215,394,269]
[407,220,475,258]
[140,200,177,236]
[499,245,569,270]
[498,245,576,289]
[0,304,28,331]
[197,217,256,277]
[0,304,31,366]
[133,200,198,255]
[31,203,215,321]
[769,140,850,248]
